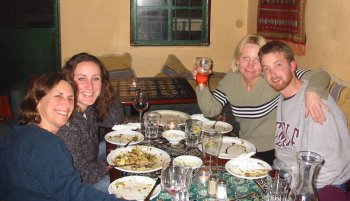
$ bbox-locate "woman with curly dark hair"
[58,52,125,192]
[0,73,124,201]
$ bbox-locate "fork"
[124,135,138,147]
[211,120,218,129]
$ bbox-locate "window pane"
[138,0,167,6]
[137,9,168,40]
[173,0,202,7]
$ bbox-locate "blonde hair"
[231,34,267,72]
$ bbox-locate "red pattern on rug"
[257,0,306,55]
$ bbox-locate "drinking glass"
[143,111,161,140]
[195,57,212,87]
[161,165,193,201]
[201,129,222,168]
[267,169,291,201]
[132,90,149,131]
[184,119,203,148]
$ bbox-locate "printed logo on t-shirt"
[275,121,300,147]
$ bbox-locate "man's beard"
[270,72,293,92]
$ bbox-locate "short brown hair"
[62,52,115,121]
[258,40,295,62]
[19,73,73,125]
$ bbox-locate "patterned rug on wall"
[257,0,306,55]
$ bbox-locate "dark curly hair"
[19,73,74,125]
[62,52,115,121]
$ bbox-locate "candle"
[166,118,177,130]
[130,79,138,88]
[168,122,176,130]
[199,174,209,184]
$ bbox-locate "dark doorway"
[0,0,60,94]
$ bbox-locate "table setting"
[104,107,272,201]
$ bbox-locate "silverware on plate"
[144,177,161,201]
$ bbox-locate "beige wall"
[60,0,249,76]
[248,0,350,83]
[61,0,350,83]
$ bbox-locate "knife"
[144,177,161,201]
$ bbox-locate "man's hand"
[305,92,330,124]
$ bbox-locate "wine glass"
[161,165,192,201]
[132,90,149,131]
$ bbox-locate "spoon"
[124,135,138,147]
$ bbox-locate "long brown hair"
[19,73,74,125]
[62,52,115,121]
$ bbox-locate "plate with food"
[225,158,272,179]
[218,137,256,159]
[107,145,170,173]
[173,155,203,169]
[153,110,190,125]
[108,176,161,201]
[202,121,233,134]
[104,130,144,146]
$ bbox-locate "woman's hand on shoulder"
[305,92,330,124]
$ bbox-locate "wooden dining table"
[105,122,268,201]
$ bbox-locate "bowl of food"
[161,130,186,144]
[173,155,203,169]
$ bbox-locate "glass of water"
[184,119,203,148]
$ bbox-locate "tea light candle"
[130,79,138,88]
[166,118,177,130]
[199,174,209,184]
[168,122,176,130]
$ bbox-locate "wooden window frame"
[131,0,211,46]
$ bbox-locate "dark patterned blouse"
[57,99,124,184]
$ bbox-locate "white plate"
[197,136,256,160]
[225,158,272,179]
[173,155,203,169]
[104,130,144,146]
[108,176,161,201]
[219,137,256,159]
[153,110,190,125]
[107,145,170,173]
[202,121,233,133]
[162,130,186,144]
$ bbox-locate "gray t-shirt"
[274,80,350,188]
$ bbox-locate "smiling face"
[73,61,102,111]
[37,80,74,133]
[261,51,296,93]
[237,43,262,82]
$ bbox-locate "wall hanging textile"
[257,0,306,55]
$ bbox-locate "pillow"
[162,54,191,74]
[98,52,132,71]
[329,81,350,130]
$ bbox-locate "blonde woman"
[194,34,330,165]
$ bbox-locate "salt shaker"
[208,175,217,197]
[216,179,227,201]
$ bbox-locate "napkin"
[112,123,140,131]
[190,114,210,122]
[233,152,256,161]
